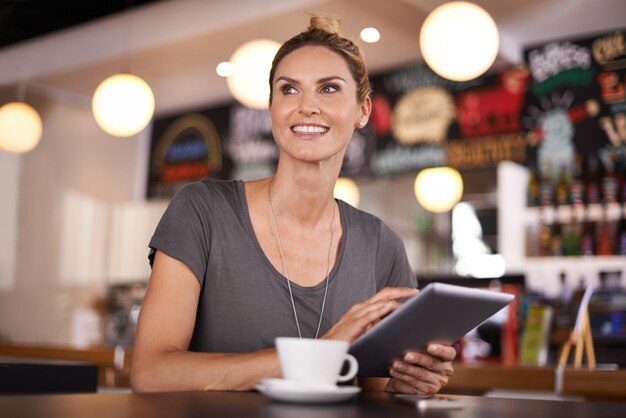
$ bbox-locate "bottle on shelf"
[585,155,602,205]
[524,153,626,260]
[580,222,596,256]
[555,165,570,206]
[617,218,626,256]
[537,223,553,257]
[527,162,541,207]
[601,158,619,205]
[562,222,581,256]
[569,153,585,207]
[539,160,555,207]
[596,218,617,256]
[550,223,564,256]
[615,156,626,205]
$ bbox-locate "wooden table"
[1,390,626,418]
[446,363,626,401]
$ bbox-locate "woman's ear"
[356,96,372,128]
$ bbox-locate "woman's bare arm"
[130,251,281,392]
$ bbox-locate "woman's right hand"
[322,287,418,342]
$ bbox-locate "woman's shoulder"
[339,200,384,231]
[340,201,402,242]
[173,178,242,202]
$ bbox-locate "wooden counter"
[2,343,625,401]
[446,363,555,393]
[0,344,131,388]
[446,363,626,401]
[562,367,626,400]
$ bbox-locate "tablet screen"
[349,282,514,376]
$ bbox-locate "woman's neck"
[269,160,340,229]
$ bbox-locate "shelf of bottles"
[525,154,626,258]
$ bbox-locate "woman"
[131,15,456,394]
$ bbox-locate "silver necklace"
[267,179,335,339]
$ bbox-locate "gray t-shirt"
[149,179,416,353]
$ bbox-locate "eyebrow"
[274,76,347,85]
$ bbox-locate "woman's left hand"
[384,343,456,395]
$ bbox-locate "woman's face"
[269,45,370,165]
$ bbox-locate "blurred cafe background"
[1,0,626,395]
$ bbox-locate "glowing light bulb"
[92,73,155,137]
[360,27,381,43]
[420,2,499,81]
[227,39,280,109]
[0,101,43,153]
[334,177,360,207]
[414,167,463,212]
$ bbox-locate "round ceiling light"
[360,27,381,43]
[227,39,280,109]
[419,1,499,81]
[92,73,155,137]
[0,101,43,153]
[334,177,361,208]
[414,167,464,213]
[216,61,234,77]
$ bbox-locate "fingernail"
[404,354,415,362]
[393,361,405,371]
[429,345,439,354]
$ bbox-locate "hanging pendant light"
[92,73,155,137]
[414,167,464,213]
[227,39,280,109]
[0,101,43,153]
[420,1,499,81]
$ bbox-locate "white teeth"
[292,125,328,134]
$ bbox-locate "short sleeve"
[148,183,211,286]
[375,222,417,290]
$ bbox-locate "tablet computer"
[349,282,515,376]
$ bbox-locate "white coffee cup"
[275,337,358,387]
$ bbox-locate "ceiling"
[0,0,162,49]
[1,0,625,117]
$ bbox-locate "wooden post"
[558,286,596,369]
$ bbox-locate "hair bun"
[309,15,341,34]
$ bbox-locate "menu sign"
[522,28,626,177]
[148,106,230,198]
[368,64,461,176]
[446,68,529,168]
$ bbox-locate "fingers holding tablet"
[323,287,418,342]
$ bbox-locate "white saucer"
[256,379,361,404]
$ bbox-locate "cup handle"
[337,353,359,382]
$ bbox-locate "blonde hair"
[269,15,371,104]
[309,15,341,34]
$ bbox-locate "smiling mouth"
[291,125,329,135]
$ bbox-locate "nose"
[298,91,320,116]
